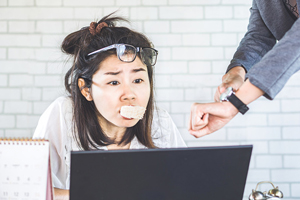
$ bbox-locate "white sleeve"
[33,96,72,190]
[152,108,187,148]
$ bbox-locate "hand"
[189,102,238,138]
[214,66,246,102]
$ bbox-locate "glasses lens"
[141,48,158,66]
[117,44,136,62]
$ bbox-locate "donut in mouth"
[120,106,146,119]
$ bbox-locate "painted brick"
[188,61,211,74]
[185,88,213,101]
[156,102,171,113]
[0,88,21,100]
[144,21,170,33]
[171,75,220,88]
[9,0,34,6]
[42,87,65,101]
[222,0,252,5]
[205,6,233,19]
[159,6,204,19]
[116,0,141,6]
[42,35,65,47]
[291,184,300,197]
[63,0,113,6]
[155,89,184,101]
[172,47,223,60]
[0,130,3,137]
[228,127,281,141]
[250,99,281,113]
[240,141,269,154]
[276,86,300,99]
[142,0,167,5]
[4,101,32,114]
[34,76,62,87]
[155,61,188,74]
[74,8,103,20]
[9,74,34,86]
[22,88,42,101]
[169,0,221,5]
[5,129,32,138]
[0,1,7,6]
[63,20,90,34]
[103,8,130,18]
[224,20,249,32]
[256,155,282,168]
[285,72,300,86]
[34,101,51,114]
[0,101,3,113]
[0,61,30,73]
[154,75,171,88]
[187,141,240,147]
[35,48,65,61]
[196,128,226,141]
[130,7,158,20]
[171,20,222,33]
[282,127,300,139]
[281,99,300,112]
[0,34,41,47]
[9,21,35,33]
[28,62,47,75]
[16,115,40,128]
[0,48,6,59]
[284,156,300,168]
[0,115,15,128]
[246,169,270,182]
[268,114,300,126]
[0,75,7,86]
[270,141,300,154]
[234,6,251,19]
[36,0,62,6]
[156,47,171,60]
[212,33,237,46]
[169,113,185,128]
[178,128,196,141]
[171,101,193,114]
[212,61,230,73]
[271,169,300,182]
[47,62,68,74]
[36,21,63,34]
[8,48,35,60]
[225,47,237,59]
[182,34,210,46]
[0,8,74,20]
[147,34,181,46]
[0,21,7,32]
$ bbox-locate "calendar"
[0,139,53,200]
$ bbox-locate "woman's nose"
[121,84,136,101]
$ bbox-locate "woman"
[33,13,186,198]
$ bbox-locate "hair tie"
[89,22,108,36]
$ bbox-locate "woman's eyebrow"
[104,71,122,75]
[132,68,146,73]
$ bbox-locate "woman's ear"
[78,78,93,101]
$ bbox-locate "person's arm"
[54,188,69,200]
[214,0,276,101]
[189,79,264,138]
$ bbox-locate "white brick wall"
[1,0,299,198]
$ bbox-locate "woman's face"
[90,55,151,129]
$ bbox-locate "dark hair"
[61,12,156,150]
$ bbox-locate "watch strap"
[227,93,249,115]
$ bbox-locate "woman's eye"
[108,81,119,85]
[133,79,143,84]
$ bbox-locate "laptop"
[70,145,252,200]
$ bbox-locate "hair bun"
[89,22,108,36]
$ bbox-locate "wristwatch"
[219,87,249,115]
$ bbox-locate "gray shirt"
[227,0,300,100]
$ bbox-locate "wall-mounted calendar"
[0,139,53,200]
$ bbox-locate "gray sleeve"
[246,18,300,100]
[227,0,277,73]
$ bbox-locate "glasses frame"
[87,44,158,66]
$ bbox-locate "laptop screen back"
[70,145,252,200]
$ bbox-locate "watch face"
[219,87,233,101]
